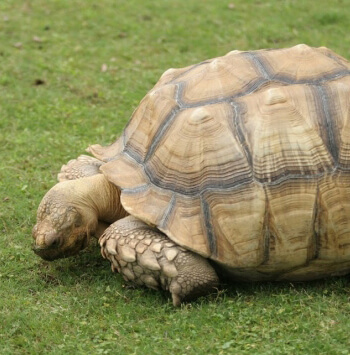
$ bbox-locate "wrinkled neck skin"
[65,174,127,226]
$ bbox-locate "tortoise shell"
[90,44,350,281]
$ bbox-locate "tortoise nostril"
[50,239,59,247]
[44,231,61,248]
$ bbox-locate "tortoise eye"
[73,211,83,228]
[74,219,83,228]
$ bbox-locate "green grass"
[1,0,350,354]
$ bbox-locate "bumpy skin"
[58,155,103,182]
[33,156,127,260]
[33,191,90,260]
[100,216,219,306]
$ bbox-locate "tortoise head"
[32,183,98,260]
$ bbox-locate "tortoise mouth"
[32,234,89,261]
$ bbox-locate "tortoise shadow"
[34,240,350,308]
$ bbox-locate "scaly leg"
[99,216,219,306]
[58,155,103,182]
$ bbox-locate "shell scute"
[317,173,350,261]
[260,178,318,272]
[123,84,179,163]
[203,182,266,267]
[144,102,251,194]
[325,76,350,169]
[163,195,210,257]
[252,44,350,82]
[237,84,335,183]
[175,52,263,104]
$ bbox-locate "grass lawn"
[1,0,350,354]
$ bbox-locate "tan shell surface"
[90,45,350,280]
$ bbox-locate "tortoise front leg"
[57,155,103,182]
[99,216,219,306]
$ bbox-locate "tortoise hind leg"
[168,251,220,306]
[99,216,219,306]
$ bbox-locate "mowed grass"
[1,0,350,354]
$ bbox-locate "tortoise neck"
[91,174,128,223]
[69,174,127,224]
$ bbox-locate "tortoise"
[32,44,350,306]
